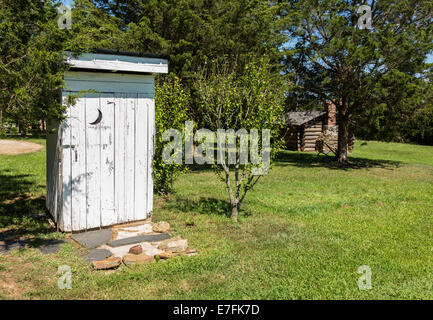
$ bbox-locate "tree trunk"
[222,165,240,222]
[231,203,239,222]
[337,123,349,165]
[337,102,350,165]
[18,120,26,137]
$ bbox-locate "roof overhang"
[284,111,326,126]
[65,50,169,74]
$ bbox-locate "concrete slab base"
[83,249,113,263]
[71,229,112,249]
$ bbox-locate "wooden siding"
[282,126,300,151]
[281,116,355,154]
[67,93,152,231]
[281,116,356,153]
[46,117,62,225]
[47,72,156,232]
[64,72,155,94]
[302,120,322,152]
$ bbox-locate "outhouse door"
[60,91,154,231]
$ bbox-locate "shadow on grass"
[275,151,401,171]
[163,196,231,217]
[0,169,57,247]
[163,196,253,219]
[173,151,401,173]
[186,163,215,173]
[0,133,46,140]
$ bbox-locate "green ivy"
[154,76,190,195]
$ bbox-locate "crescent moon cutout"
[89,109,103,125]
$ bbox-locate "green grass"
[0,138,56,241]
[1,139,433,299]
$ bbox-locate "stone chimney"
[324,101,338,149]
[326,101,337,126]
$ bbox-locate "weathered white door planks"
[100,93,116,227]
[70,96,87,231]
[114,92,126,224]
[124,93,137,222]
[85,94,102,230]
[135,95,148,221]
[59,92,153,231]
[47,52,167,232]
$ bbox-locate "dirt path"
[0,139,44,155]
[0,274,22,299]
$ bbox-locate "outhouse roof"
[91,48,170,60]
[283,111,326,126]
[65,48,169,74]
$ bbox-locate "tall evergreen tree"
[91,0,287,81]
[283,0,433,164]
[87,0,288,128]
[92,0,144,26]
[69,0,125,51]
[355,69,432,144]
[0,0,69,133]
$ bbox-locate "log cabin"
[282,102,354,153]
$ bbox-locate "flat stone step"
[71,229,112,249]
[82,249,113,263]
[107,234,170,247]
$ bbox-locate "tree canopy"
[1,0,433,151]
[0,0,69,133]
[109,0,287,81]
[282,0,433,163]
[194,58,287,221]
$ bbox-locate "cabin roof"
[283,111,326,126]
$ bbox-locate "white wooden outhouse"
[46,49,168,232]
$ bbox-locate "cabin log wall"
[302,119,323,152]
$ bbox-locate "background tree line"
[1,0,432,149]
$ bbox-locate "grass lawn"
[1,138,433,299]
